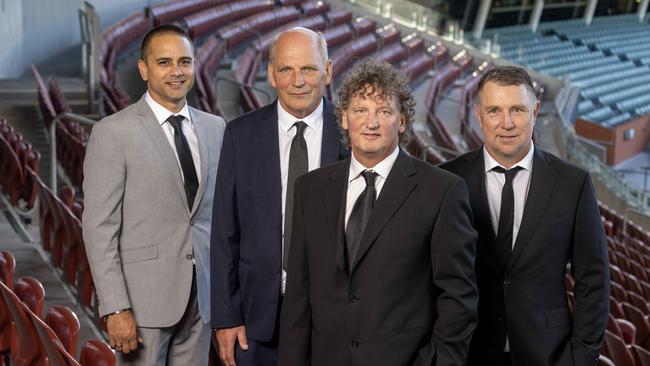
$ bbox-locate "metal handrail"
[49,112,98,194]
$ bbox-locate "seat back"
[79,339,116,366]
[0,281,45,365]
[45,306,80,357]
[14,276,45,317]
[632,345,650,366]
[604,330,636,366]
[0,252,16,290]
[26,304,80,366]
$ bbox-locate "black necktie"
[345,170,378,265]
[283,121,308,270]
[167,115,199,210]
[493,166,523,265]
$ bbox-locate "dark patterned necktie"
[167,115,199,210]
[283,121,308,270]
[492,166,523,265]
[345,170,378,265]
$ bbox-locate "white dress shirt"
[279,99,325,293]
[145,92,201,184]
[345,147,399,227]
[483,143,534,352]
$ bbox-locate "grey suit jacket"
[82,95,225,327]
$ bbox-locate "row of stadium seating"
[480,14,650,128]
[0,251,114,365]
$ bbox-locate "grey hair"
[269,27,329,65]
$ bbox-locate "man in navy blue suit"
[210,27,348,366]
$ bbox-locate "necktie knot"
[492,166,523,184]
[360,170,377,187]
[167,115,184,132]
[294,121,307,137]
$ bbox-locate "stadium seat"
[45,306,80,357]
[14,276,45,317]
[621,302,650,349]
[79,339,115,366]
[604,330,635,366]
[0,281,45,365]
[633,345,650,366]
[0,252,15,290]
[26,305,80,365]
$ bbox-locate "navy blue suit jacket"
[210,99,348,341]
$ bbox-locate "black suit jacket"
[279,150,478,366]
[210,98,348,341]
[440,148,609,366]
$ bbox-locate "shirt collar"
[349,146,400,183]
[483,143,535,173]
[277,98,324,133]
[145,91,192,126]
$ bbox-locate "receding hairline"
[140,25,194,61]
[269,27,328,65]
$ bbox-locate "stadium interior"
[0,0,649,364]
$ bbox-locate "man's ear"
[267,63,276,89]
[137,59,148,82]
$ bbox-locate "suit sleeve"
[569,173,609,366]
[431,177,479,366]
[211,125,244,329]
[81,121,131,317]
[279,177,311,366]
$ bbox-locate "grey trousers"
[118,271,210,366]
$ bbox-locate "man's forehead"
[350,86,395,105]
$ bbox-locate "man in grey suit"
[82,24,225,365]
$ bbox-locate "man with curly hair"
[278,58,479,366]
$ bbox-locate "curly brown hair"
[336,58,416,147]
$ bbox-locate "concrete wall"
[0,0,166,78]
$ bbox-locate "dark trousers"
[502,352,512,366]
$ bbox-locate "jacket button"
[186,254,194,260]
[348,294,359,303]
[351,338,359,348]
[503,279,511,285]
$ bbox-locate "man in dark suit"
[440,66,609,366]
[211,27,347,366]
[279,59,478,366]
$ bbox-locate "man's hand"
[216,325,249,366]
[106,310,143,353]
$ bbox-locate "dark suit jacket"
[210,98,348,341]
[279,150,478,366]
[440,148,609,366]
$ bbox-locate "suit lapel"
[506,149,558,272]
[320,99,341,166]
[259,102,283,217]
[464,150,504,270]
[350,151,417,273]
[323,161,350,275]
[189,108,210,218]
[135,97,189,217]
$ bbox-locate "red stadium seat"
[14,276,45,317]
[0,252,15,290]
[604,330,635,366]
[26,305,80,365]
[633,345,650,366]
[45,306,80,357]
[79,339,115,366]
[0,281,45,365]
[622,302,650,349]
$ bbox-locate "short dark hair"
[477,65,536,101]
[140,24,193,61]
[336,58,415,146]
